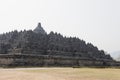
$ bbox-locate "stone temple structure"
[0,23,119,67]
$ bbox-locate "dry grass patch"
[0,68,120,80]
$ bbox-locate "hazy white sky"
[0,0,119,53]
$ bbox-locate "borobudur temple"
[0,23,119,67]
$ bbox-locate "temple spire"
[33,22,46,34]
[38,23,41,27]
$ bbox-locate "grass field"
[0,68,120,80]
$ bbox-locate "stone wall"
[0,54,119,67]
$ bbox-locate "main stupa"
[34,23,46,34]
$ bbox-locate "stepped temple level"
[0,23,119,67]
